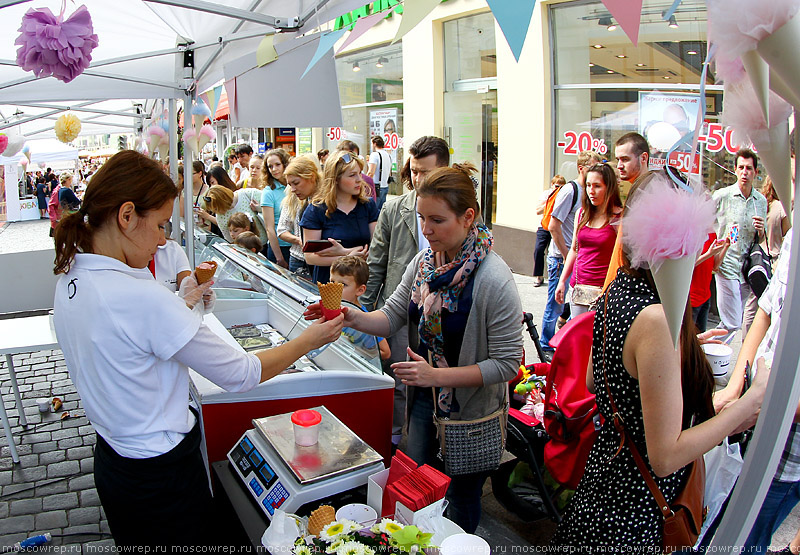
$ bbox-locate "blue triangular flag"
[486,0,536,62]
[301,29,347,79]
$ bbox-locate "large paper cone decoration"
[652,256,696,350]
[752,120,793,223]
[741,50,770,123]
[769,67,800,107]
[157,143,169,161]
[758,13,800,107]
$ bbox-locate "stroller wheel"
[491,459,556,523]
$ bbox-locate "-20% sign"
[557,131,608,155]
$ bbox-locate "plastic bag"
[178,273,216,317]
[261,509,304,553]
[695,438,743,547]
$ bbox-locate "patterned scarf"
[411,223,493,412]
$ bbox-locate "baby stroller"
[492,311,599,522]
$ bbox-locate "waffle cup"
[307,504,335,537]
[195,260,218,285]
[317,281,343,320]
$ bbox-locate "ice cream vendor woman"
[52,151,344,547]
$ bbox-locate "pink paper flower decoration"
[15,4,99,84]
[0,135,8,156]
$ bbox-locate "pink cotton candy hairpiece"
[623,175,716,273]
[15,4,99,83]
[708,0,800,60]
[712,52,746,85]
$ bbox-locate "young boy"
[330,256,391,360]
[227,212,256,242]
[234,231,262,253]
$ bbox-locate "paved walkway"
[0,218,795,549]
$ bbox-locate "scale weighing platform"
[227,406,384,519]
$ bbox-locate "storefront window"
[443,12,498,226]
[327,43,403,194]
[552,0,736,194]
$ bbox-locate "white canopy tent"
[0,0,358,243]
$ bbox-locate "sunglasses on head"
[340,152,352,164]
[203,196,212,203]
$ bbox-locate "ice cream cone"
[751,120,793,223]
[317,281,343,320]
[195,260,217,284]
[652,256,696,350]
[194,115,204,141]
[742,50,770,123]
[198,134,211,150]
[758,12,800,109]
[157,143,169,161]
[148,134,162,156]
[307,505,335,536]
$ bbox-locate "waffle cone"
[195,260,218,284]
[317,281,343,310]
[307,505,335,536]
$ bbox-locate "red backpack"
[542,311,602,490]
[48,184,62,227]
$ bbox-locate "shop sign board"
[369,108,399,172]
[297,128,313,155]
[18,197,39,221]
[639,92,701,174]
[334,0,404,31]
[257,142,267,155]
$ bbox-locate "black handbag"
[741,239,771,298]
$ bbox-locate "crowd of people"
[45,126,798,550]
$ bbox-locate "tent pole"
[183,90,195,268]
[169,98,180,241]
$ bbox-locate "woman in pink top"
[556,163,622,317]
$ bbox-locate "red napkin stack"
[381,450,451,517]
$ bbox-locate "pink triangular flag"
[601,0,643,46]
[225,78,237,119]
[337,11,385,54]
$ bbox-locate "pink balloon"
[19,157,28,166]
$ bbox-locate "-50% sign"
[557,131,608,155]
[327,127,348,141]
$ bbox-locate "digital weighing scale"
[227,406,385,519]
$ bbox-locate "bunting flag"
[209,85,223,117]
[392,0,440,44]
[486,0,536,62]
[257,34,278,67]
[301,29,347,79]
[337,11,385,54]
[601,0,643,46]
[225,78,237,119]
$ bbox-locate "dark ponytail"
[54,150,177,275]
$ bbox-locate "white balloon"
[4,135,25,157]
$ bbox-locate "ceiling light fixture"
[636,63,646,67]
[593,44,604,49]
[663,75,671,79]
[376,57,388,68]
[589,63,595,67]
[616,54,627,58]
[668,16,678,28]
[599,16,616,31]
[607,70,614,74]
[687,50,697,55]
[352,61,360,72]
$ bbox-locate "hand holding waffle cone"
[317,281,343,320]
[195,260,217,284]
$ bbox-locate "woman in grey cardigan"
[306,166,522,532]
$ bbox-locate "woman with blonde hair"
[761,176,791,261]
[260,148,293,267]
[198,183,266,245]
[299,149,378,282]
[277,155,322,273]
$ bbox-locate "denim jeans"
[744,478,800,552]
[406,390,490,534]
[692,299,711,332]
[288,256,307,273]
[377,187,388,211]
[541,256,565,350]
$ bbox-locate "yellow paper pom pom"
[55,113,81,143]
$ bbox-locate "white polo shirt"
[54,253,260,459]
[154,240,191,292]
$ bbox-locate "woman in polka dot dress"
[551,260,770,551]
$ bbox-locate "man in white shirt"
[236,144,253,187]
[363,136,451,449]
[367,136,393,211]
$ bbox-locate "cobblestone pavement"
[0,349,114,549]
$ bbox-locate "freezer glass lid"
[253,406,382,484]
